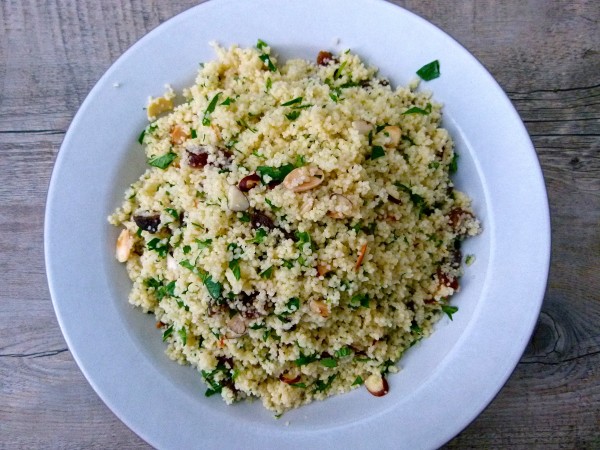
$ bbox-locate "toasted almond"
[316,263,332,277]
[227,185,250,211]
[147,96,173,119]
[355,243,368,271]
[327,194,353,219]
[352,120,372,135]
[309,299,329,318]
[170,125,189,145]
[365,373,389,397]
[116,229,134,262]
[283,166,324,192]
[155,321,165,329]
[227,315,247,337]
[382,125,400,148]
[279,373,301,384]
[238,173,261,192]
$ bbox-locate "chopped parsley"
[465,254,476,266]
[260,266,274,279]
[295,351,318,366]
[182,245,191,254]
[416,60,441,81]
[334,346,352,358]
[228,258,241,281]
[178,327,187,346]
[320,358,337,368]
[314,374,337,393]
[203,275,222,300]
[220,97,234,106]
[295,231,313,251]
[147,238,168,257]
[162,325,174,341]
[285,297,300,313]
[349,293,370,309]
[256,39,268,50]
[295,155,306,167]
[202,92,221,126]
[138,124,157,144]
[256,164,295,183]
[239,212,251,223]
[333,60,347,80]
[252,227,268,244]
[281,96,303,106]
[196,238,213,250]
[265,77,272,92]
[402,103,432,115]
[449,153,459,174]
[285,110,301,121]
[290,382,307,389]
[370,145,385,160]
[190,128,198,139]
[352,376,364,386]
[265,198,280,211]
[148,152,176,169]
[259,53,277,72]
[165,208,179,219]
[442,304,459,320]
[395,183,431,216]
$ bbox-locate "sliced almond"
[170,125,189,145]
[227,185,250,211]
[316,263,332,277]
[116,229,134,262]
[279,373,301,384]
[300,197,315,215]
[147,96,173,119]
[365,373,389,397]
[227,315,247,337]
[355,243,368,271]
[352,120,372,135]
[327,194,353,219]
[283,166,324,192]
[382,125,400,148]
[309,299,329,318]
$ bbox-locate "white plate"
[45,0,550,448]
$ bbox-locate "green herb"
[229,258,241,280]
[282,259,295,269]
[196,238,213,250]
[252,227,268,244]
[256,164,295,183]
[290,382,307,389]
[249,323,265,330]
[135,227,143,237]
[256,39,268,50]
[239,212,251,223]
[429,161,440,170]
[265,77,272,92]
[178,327,187,346]
[295,351,318,366]
[314,374,337,393]
[449,153,459,174]
[148,152,176,169]
[202,92,221,126]
[285,110,301,121]
[334,347,352,358]
[395,183,430,215]
[156,280,177,301]
[259,53,277,72]
[260,266,274,279]
[145,277,161,289]
[320,358,337,368]
[370,145,385,160]
[295,231,312,251]
[381,359,396,374]
[182,245,191,254]
[251,150,265,159]
[220,97,234,106]
[147,238,168,257]
[202,367,226,397]
[165,208,179,219]
[281,97,303,106]
[190,128,197,139]
[295,155,306,167]
[286,297,300,313]
[138,124,157,144]
[402,103,432,115]
[352,376,364,386]
[204,276,222,300]
[265,198,280,211]
[225,139,238,149]
[410,321,423,334]
[349,293,370,309]
[402,134,415,146]
[333,61,347,80]
[465,254,475,266]
[442,304,459,320]
[236,118,257,133]
[416,60,441,81]
[262,329,272,341]
[227,242,239,252]
[291,103,313,110]
[162,325,174,341]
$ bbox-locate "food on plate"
[109,41,480,414]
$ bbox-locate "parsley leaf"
[202,92,221,126]
[349,293,370,309]
[259,53,277,72]
[265,198,280,211]
[148,152,176,169]
[352,376,364,386]
[314,374,337,393]
[220,97,234,106]
[256,164,295,183]
[147,238,168,257]
[449,153,459,174]
[370,145,385,160]
[229,258,241,281]
[320,358,337,368]
[162,325,174,341]
[239,212,251,223]
[204,276,222,300]
[334,347,352,358]
[442,304,459,320]
[165,208,179,219]
[285,110,301,121]
[252,227,268,244]
[178,327,187,346]
[256,39,268,50]
[295,351,318,366]
[417,60,441,81]
[402,103,432,115]
[265,77,272,92]
[260,266,273,279]
[281,97,303,106]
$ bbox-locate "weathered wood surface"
[1,0,598,448]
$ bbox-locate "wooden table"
[2,0,598,447]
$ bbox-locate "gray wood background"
[1,0,598,448]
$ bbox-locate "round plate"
[45,0,550,448]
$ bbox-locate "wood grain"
[1,0,598,448]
